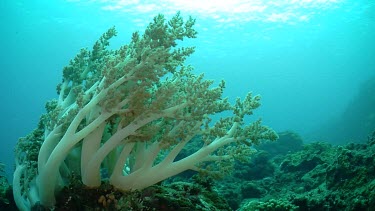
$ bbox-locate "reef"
[0,163,17,210]
[219,131,375,210]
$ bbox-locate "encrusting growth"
[13,12,278,210]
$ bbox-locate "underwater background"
[1,0,374,181]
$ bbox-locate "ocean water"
[1,0,374,179]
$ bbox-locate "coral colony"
[13,13,277,210]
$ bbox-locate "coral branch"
[13,13,278,209]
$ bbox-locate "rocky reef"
[221,131,375,210]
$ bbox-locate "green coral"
[224,131,375,210]
[53,179,231,210]
[0,163,17,210]
[0,163,8,204]
[240,199,298,211]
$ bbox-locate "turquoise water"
[1,0,374,176]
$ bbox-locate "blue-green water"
[1,0,374,177]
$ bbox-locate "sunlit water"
[1,0,374,178]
